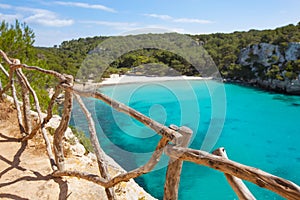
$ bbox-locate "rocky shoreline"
[225,42,300,95]
[224,78,300,95]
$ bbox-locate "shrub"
[69,126,94,153]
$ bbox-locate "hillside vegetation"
[36,22,300,81]
[1,20,300,99]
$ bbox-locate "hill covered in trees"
[37,22,300,86]
[1,20,300,96]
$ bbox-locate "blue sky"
[0,0,299,47]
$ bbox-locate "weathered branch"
[44,85,61,123]
[107,136,169,188]
[9,63,25,135]
[53,136,169,188]
[53,170,108,187]
[0,50,13,65]
[164,126,193,200]
[22,85,61,141]
[0,63,9,77]
[74,94,115,199]
[213,148,256,200]
[0,63,9,100]
[165,145,300,200]
[54,76,73,170]
[16,69,57,170]
[1,49,66,82]
[16,69,32,134]
[13,64,66,82]
[61,85,182,142]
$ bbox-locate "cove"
[71,80,300,200]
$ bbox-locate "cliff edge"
[0,99,156,200]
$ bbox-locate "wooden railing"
[1,50,300,200]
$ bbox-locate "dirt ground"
[0,100,154,200]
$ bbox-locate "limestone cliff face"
[236,42,300,94]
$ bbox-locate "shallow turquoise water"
[71,80,300,200]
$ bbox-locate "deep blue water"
[71,80,300,200]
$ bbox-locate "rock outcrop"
[236,42,300,94]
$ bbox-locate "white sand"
[74,75,213,91]
[100,75,212,86]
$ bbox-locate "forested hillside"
[37,22,300,82]
[2,20,300,96]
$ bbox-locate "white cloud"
[0,3,12,9]
[25,14,74,27]
[173,18,212,24]
[80,20,137,30]
[144,13,213,24]
[0,13,21,23]
[16,7,74,27]
[54,1,116,13]
[144,14,172,21]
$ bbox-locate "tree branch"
[213,148,256,200]
[165,145,300,200]
[16,69,57,170]
[61,84,182,142]
[74,94,116,199]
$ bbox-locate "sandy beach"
[74,75,213,90]
[101,75,212,85]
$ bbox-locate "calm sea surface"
[71,80,300,200]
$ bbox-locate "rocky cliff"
[229,42,300,94]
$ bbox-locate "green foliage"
[225,63,254,80]
[266,65,280,79]
[69,126,94,154]
[0,20,35,62]
[2,20,298,88]
[46,126,56,136]
[36,22,300,81]
[36,36,107,77]
[67,136,77,146]
[285,71,298,80]
[0,20,57,112]
[191,22,300,78]
[275,74,284,81]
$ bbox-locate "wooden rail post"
[54,75,74,171]
[213,148,256,200]
[164,125,193,200]
[74,94,116,200]
[16,68,32,134]
[9,61,26,135]
[0,78,2,100]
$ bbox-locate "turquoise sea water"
[71,80,300,200]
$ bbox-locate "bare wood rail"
[213,148,256,200]
[1,49,300,200]
[164,145,300,199]
[164,125,193,200]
